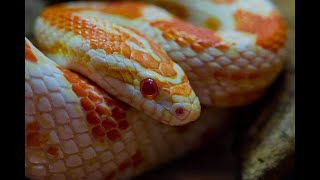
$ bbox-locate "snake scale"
[25,0,288,179]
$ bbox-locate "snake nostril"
[140,78,159,99]
[175,107,184,116]
[173,105,189,120]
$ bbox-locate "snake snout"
[169,97,201,126]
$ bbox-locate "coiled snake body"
[25,0,287,179]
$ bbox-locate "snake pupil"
[140,78,159,99]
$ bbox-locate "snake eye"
[140,78,159,99]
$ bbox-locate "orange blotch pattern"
[88,92,104,103]
[102,118,117,130]
[213,0,235,4]
[26,121,40,131]
[46,145,63,159]
[41,6,177,78]
[106,129,121,141]
[96,104,111,116]
[86,112,101,125]
[234,10,287,52]
[151,19,228,53]
[25,41,37,62]
[91,125,106,139]
[25,121,48,148]
[57,67,131,143]
[72,84,88,97]
[80,97,95,111]
[169,82,192,96]
[26,132,43,148]
[118,120,129,130]
[46,145,59,157]
[39,6,195,99]
[111,107,126,120]
[99,2,145,19]
[52,2,145,19]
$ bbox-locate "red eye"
[140,78,159,99]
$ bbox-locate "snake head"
[34,5,201,126]
[85,30,202,126]
[132,60,201,126]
